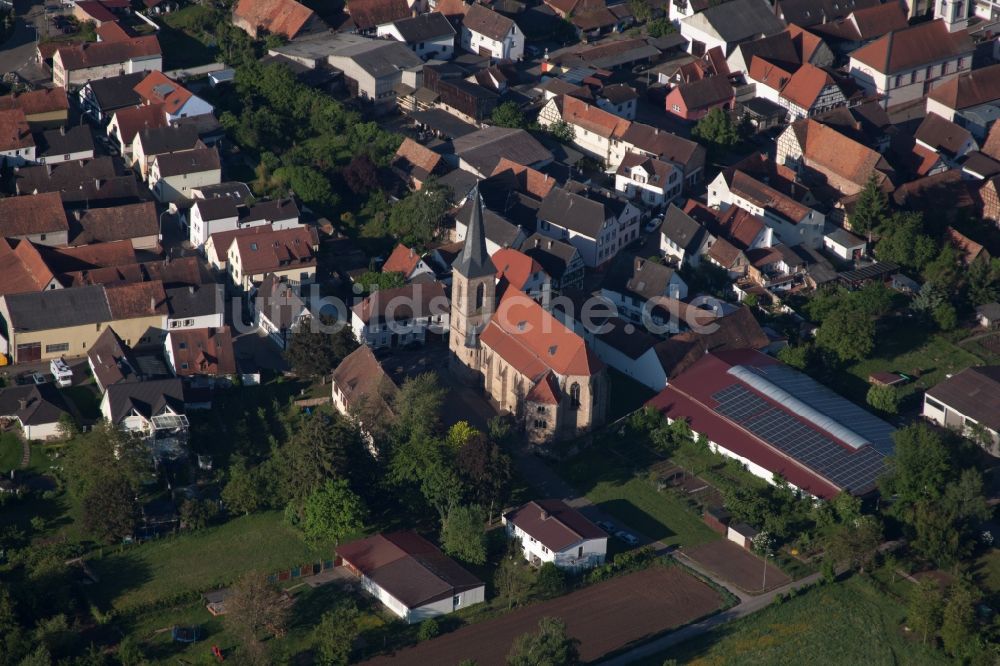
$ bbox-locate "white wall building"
[503,500,608,571]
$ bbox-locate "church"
[449,184,608,442]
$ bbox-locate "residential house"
[0,192,68,246]
[848,20,974,110]
[726,30,800,77]
[914,112,978,167]
[100,377,188,443]
[52,37,162,89]
[926,63,1000,139]
[461,4,524,62]
[808,2,908,53]
[254,274,311,350]
[451,126,552,177]
[0,88,70,128]
[708,168,825,248]
[165,326,236,381]
[944,226,989,265]
[600,255,689,330]
[381,243,436,282]
[0,109,35,165]
[750,60,852,120]
[660,203,713,267]
[133,71,214,123]
[593,84,639,120]
[537,94,631,166]
[0,238,62,297]
[149,146,223,203]
[976,302,1000,329]
[225,225,319,291]
[418,62,500,124]
[324,34,424,106]
[165,283,225,332]
[981,175,1000,226]
[35,125,95,165]
[776,118,895,198]
[536,186,641,268]
[343,0,410,34]
[351,282,449,349]
[619,122,707,190]
[14,156,142,208]
[331,344,399,444]
[493,247,552,304]
[189,197,299,250]
[232,0,318,39]
[665,76,735,121]
[923,366,1000,455]
[131,124,202,180]
[649,348,895,498]
[337,532,485,624]
[0,383,72,440]
[376,12,456,60]
[823,227,866,261]
[68,202,160,251]
[392,137,446,190]
[522,233,586,292]
[78,72,145,124]
[503,499,607,571]
[774,0,880,27]
[680,0,786,57]
[614,152,682,210]
[107,103,167,158]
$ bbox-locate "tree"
[908,578,943,645]
[967,256,1000,306]
[302,479,365,544]
[180,498,218,530]
[535,562,566,599]
[314,600,360,666]
[116,635,145,666]
[342,153,380,195]
[491,101,527,129]
[354,270,406,293]
[507,617,580,666]
[394,372,447,438]
[849,175,888,237]
[815,304,875,362]
[875,212,937,271]
[866,384,899,415]
[777,344,813,370]
[81,473,137,543]
[280,413,364,503]
[826,515,882,572]
[441,504,487,565]
[446,421,479,451]
[273,165,337,211]
[629,0,653,22]
[455,434,513,521]
[495,554,535,610]
[646,17,676,37]
[225,572,291,645]
[922,244,961,292]
[285,316,359,379]
[223,457,267,515]
[940,582,979,660]
[931,302,957,331]
[417,618,440,641]
[692,108,741,151]
[385,183,450,247]
[549,120,575,144]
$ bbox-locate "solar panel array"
[742,364,896,455]
[712,385,887,492]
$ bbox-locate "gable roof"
[522,233,580,279]
[492,247,544,290]
[462,3,516,41]
[170,326,236,376]
[749,55,795,91]
[850,19,973,75]
[3,284,112,331]
[620,122,704,168]
[538,187,613,239]
[346,0,410,32]
[0,192,68,237]
[775,0,879,26]
[779,63,841,110]
[653,305,768,377]
[673,75,733,110]
[926,366,1000,432]
[88,326,141,389]
[683,0,785,44]
[811,2,907,42]
[153,146,221,177]
[616,151,676,187]
[230,226,318,275]
[55,36,161,71]
[0,87,69,117]
[337,531,483,609]
[558,94,631,139]
[490,158,556,199]
[234,0,316,38]
[727,169,811,223]
[0,108,33,152]
[69,202,158,245]
[351,281,448,326]
[504,499,606,551]
[104,280,168,319]
[793,118,891,188]
[382,243,424,277]
[0,239,56,296]
[452,126,551,175]
[104,377,185,424]
[929,63,1000,112]
[481,287,603,378]
[113,104,168,151]
[915,112,974,159]
[83,72,145,111]
[0,383,71,426]
[133,71,195,116]
[388,11,455,42]
[135,123,200,155]
[662,203,710,252]
[394,137,443,180]
[331,344,398,416]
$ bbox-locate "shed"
[203,588,228,615]
[727,522,759,550]
[702,506,731,535]
[976,302,1000,329]
[869,371,907,387]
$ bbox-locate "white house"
[537,94,630,167]
[381,243,437,282]
[133,71,214,123]
[254,274,311,350]
[148,147,222,203]
[350,282,449,349]
[925,63,1000,139]
[0,384,72,440]
[0,108,36,166]
[101,378,189,442]
[376,12,456,60]
[823,227,866,261]
[337,532,485,624]
[614,151,682,210]
[503,500,607,571]
[923,366,1000,456]
[660,203,713,267]
[679,0,785,57]
[190,197,300,250]
[165,283,226,332]
[707,169,825,249]
[536,186,641,268]
[461,3,524,61]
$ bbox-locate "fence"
[266,557,339,585]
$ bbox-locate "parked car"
[596,520,615,533]
[30,373,47,385]
[644,217,663,234]
[615,530,639,546]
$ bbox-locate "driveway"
[0,0,53,84]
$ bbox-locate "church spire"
[453,182,496,279]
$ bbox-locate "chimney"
[547,240,552,249]
[540,509,550,520]
[188,285,195,294]
[150,296,156,311]
[73,209,83,221]
[17,399,27,411]
[59,126,66,136]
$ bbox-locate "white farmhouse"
[503,500,608,571]
[461,3,524,61]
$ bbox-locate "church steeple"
[453,183,496,279]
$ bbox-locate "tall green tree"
[302,479,366,544]
[81,473,137,544]
[940,582,979,660]
[692,108,741,151]
[908,578,943,645]
[875,212,937,271]
[815,304,875,362]
[223,457,267,515]
[314,601,360,666]
[440,504,487,565]
[491,101,527,129]
[849,175,888,237]
[281,413,364,503]
[866,384,899,415]
[225,572,291,664]
[383,184,450,247]
[495,554,535,610]
[285,317,358,379]
[507,617,580,666]
[455,434,513,521]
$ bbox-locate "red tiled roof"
[394,138,442,179]
[0,192,68,237]
[234,0,315,38]
[0,239,56,296]
[944,226,986,264]
[170,326,237,376]
[850,19,973,75]
[382,243,423,276]
[779,63,837,110]
[231,226,318,275]
[0,108,33,152]
[928,63,1000,111]
[462,3,515,41]
[785,23,824,63]
[113,103,167,145]
[75,0,116,22]
[346,0,410,31]
[492,247,543,291]
[795,118,890,189]
[55,36,161,71]
[525,371,561,405]
[481,287,603,379]
[95,21,132,42]
[133,71,193,116]
[983,122,1000,161]
[491,158,556,199]
[748,55,793,91]
[0,87,69,117]
[504,499,606,551]
[559,95,631,140]
[715,206,766,250]
[729,169,811,223]
[104,279,168,319]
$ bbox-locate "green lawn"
[558,437,719,549]
[62,385,101,421]
[639,576,945,666]
[0,431,22,472]
[87,512,339,613]
[157,7,218,70]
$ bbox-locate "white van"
[50,358,72,387]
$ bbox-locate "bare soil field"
[683,539,791,594]
[364,565,724,665]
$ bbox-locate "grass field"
[87,512,339,613]
[559,438,719,549]
[0,431,22,472]
[639,576,944,666]
[158,6,218,70]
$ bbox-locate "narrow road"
[512,446,820,662]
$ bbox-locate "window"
[925,396,945,412]
[672,104,680,112]
[181,363,188,370]
[40,234,46,241]
[537,405,546,413]
[534,419,547,428]
[475,282,486,311]
[957,57,966,69]
[570,382,581,409]
[894,75,903,88]
[453,595,461,607]
[45,342,69,353]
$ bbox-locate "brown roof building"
[105,280,169,319]
[167,326,237,377]
[503,499,607,568]
[232,0,317,39]
[345,0,410,32]
[68,201,159,248]
[330,344,399,439]
[0,108,35,158]
[924,366,1000,455]
[0,192,69,244]
[0,88,69,127]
